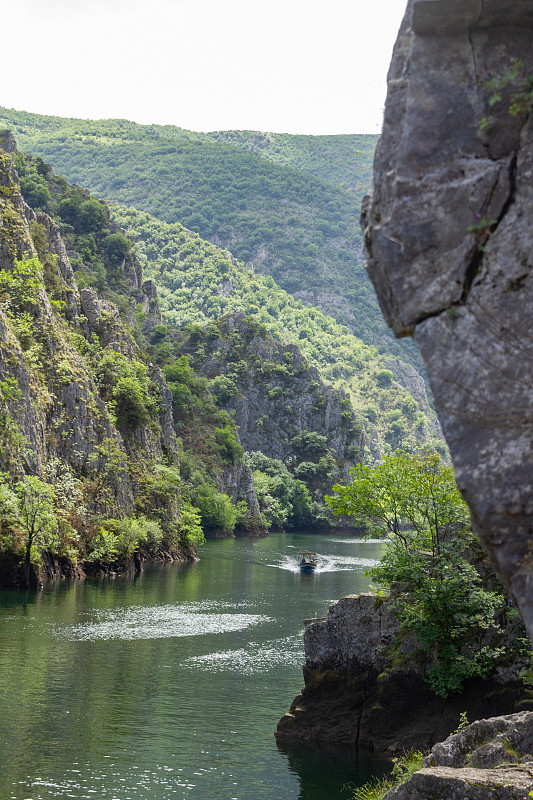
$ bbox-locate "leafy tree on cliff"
[326,451,507,697]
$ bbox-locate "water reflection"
[276,739,391,800]
[0,532,387,800]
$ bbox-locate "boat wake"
[271,553,379,573]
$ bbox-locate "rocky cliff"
[276,594,526,754]
[0,132,267,584]
[361,1,533,640]
[176,313,364,502]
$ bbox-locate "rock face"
[383,712,533,799]
[361,1,533,639]
[385,765,533,799]
[275,594,525,754]
[177,314,364,507]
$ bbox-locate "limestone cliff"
[175,313,364,522]
[361,1,533,639]
[0,133,267,584]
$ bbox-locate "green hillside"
[200,130,377,191]
[112,204,442,459]
[0,107,422,372]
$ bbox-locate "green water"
[0,533,388,800]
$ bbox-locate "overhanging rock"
[362,0,533,638]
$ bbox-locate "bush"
[290,430,329,458]
[103,232,132,266]
[376,369,394,388]
[209,424,244,464]
[177,501,205,547]
[209,375,238,402]
[112,376,149,429]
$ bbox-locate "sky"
[2,0,406,135]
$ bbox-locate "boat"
[298,551,317,572]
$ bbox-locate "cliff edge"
[361,1,533,638]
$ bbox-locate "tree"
[103,232,132,266]
[193,485,236,535]
[16,476,58,563]
[326,451,506,697]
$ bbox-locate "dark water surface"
[0,533,388,800]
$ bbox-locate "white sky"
[2,0,406,135]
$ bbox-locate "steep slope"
[0,107,422,371]
[201,130,377,192]
[0,131,200,583]
[3,134,376,542]
[175,314,364,528]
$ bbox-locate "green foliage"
[327,451,506,697]
[85,526,119,564]
[246,452,312,530]
[350,750,424,800]
[208,374,238,402]
[208,424,244,464]
[0,378,28,473]
[15,476,59,563]
[108,204,440,456]
[95,350,155,431]
[480,57,533,129]
[0,107,424,370]
[0,257,42,313]
[103,232,132,266]
[193,485,236,535]
[176,500,205,547]
[290,430,329,458]
[376,369,393,388]
[86,515,164,562]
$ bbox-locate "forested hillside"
[0,107,422,371]
[112,204,442,459]
[0,132,393,587]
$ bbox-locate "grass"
[350,750,424,800]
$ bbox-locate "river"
[0,533,388,800]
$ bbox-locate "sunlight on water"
[184,635,303,675]
[0,533,388,800]
[54,603,271,641]
[21,765,225,799]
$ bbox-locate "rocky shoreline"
[276,594,527,755]
[0,546,196,590]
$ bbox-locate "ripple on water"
[53,603,272,642]
[183,635,303,675]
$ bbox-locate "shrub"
[103,232,132,266]
[290,430,329,458]
[177,501,205,547]
[376,369,394,388]
[209,375,238,402]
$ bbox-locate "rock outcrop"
[383,712,533,799]
[361,1,533,639]
[275,594,525,754]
